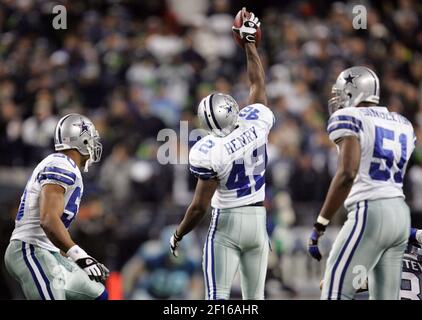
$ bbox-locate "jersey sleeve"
[189,142,218,181]
[240,103,275,132]
[37,158,78,192]
[327,108,364,143]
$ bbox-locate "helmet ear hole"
[83,140,88,145]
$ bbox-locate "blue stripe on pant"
[22,242,46,300]
[21,242,55,300]
[204,209,220,300]
[337,201,368,298]
[327,201,368,299]
[211,209,220,300]
[29,244,55,300]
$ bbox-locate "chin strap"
[348,92,365,108]
[84,147,94,172]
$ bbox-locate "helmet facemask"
[84,130,103,172]
[328,85,343,116]
[328,85,365,115]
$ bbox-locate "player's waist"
[345,185,405,208]
[213,204,266,215]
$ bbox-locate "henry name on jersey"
[223,126,259,155]
[189,103,274,209]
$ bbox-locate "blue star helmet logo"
[73,118,91,136]
[225,105,233,113]
[343,73,360,88]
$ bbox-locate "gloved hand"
[409,228,421,244]
[308,222,327,261]
[232,8,261,44]
[170,231,183,257]
[67,245,109,282]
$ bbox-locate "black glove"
[75,257,110,283]
[67,245,110,283]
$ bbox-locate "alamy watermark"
[352,5,367,30]
[52,4,67,30]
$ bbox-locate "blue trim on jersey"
[95,289,109,300]
[38,166,76,186]
[211,209,220,300]
[190,165,217,180]
[30,244,55,300]
[190,165,214,173]
[16,189,27,221]
[38,173,75,186]
[328,115,363,130]
[22,242,46,300]
[44,166,76,180]
[337,201,367,299]
[327,123,361,135]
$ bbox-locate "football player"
[170,9,274,300]
[4,114,109,300]
[308,66,415,299]
[401,228,422,300]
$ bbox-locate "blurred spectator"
[121,226,203,299]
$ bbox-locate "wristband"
[174,231,183,241]
[66,245,88,261]
[317,215,330,226]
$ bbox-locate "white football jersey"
[328,106,415,208]
[189,103,275,209]
[11,153,83,252]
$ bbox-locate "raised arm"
[232,8,267,106]
[245,43,267,106]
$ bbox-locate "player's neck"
[61,150,84,169]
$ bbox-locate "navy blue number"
[369,126,408,183]
[394,133,407,183]
[16,188,28,221]
[226,145,267,197]
[239,106,260,120]
[252,145,268,191]
[198,139,215,154]
[226,162,251,197]
[61,187,81,228]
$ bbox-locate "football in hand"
[232,9,262,48]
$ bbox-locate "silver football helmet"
[54,114,102,172]
[328,66,380,115]
[197,93,239,137]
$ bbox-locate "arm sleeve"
[189,146,218,181]
[38,160,77,192]
[327,108,364,143]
